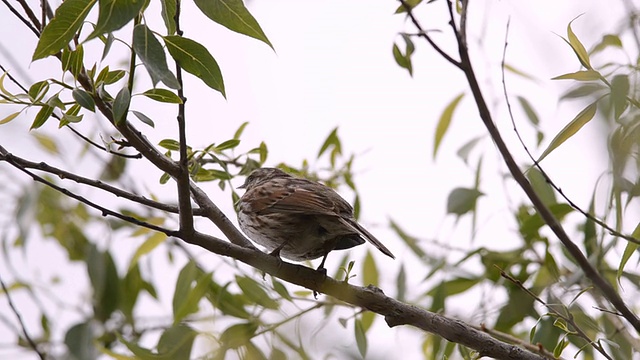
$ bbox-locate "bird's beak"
[237,183,247,189]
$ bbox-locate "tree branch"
[184,231,550,360]
[438,0,640,332]
[0,145,180,237]
[0,274,45,360]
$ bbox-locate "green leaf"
[129,232,166,270]
[161,0,177,35]
[33,0,96,60]
[446,187,483,216]
[61,44,85,78]
[551,70,601,81]
[86,246,120,322]
[0,111,21,126]
[72,88,96,111]
[31,105,54,129]
[566,17,591,69]
[610,74,629,120]
[389,219,426,258]
[434,93,464,158]
[131,110,155,127]
[392,34,414,76]
[142,88,182,103]
[394,0,422,13]
[456,136,483,164]
[159,138,180,150]
[354,319,367,358]
[157,324,197,359]
[258,141,268,164]
[504,63,536,81]
[537,101,597,163]
[617,223,640,280]
[173,262,211,323]
[516,96,539,126]
[133,24,180,89]
[104,70,126,84]
[233,121,249,139]
[65,322,97,360]
[362,250,379,287]
[164,36,225,97]
[113,86,131,125]
[220,322,258,349]
[28,81,50,102]
[86,0,146,41]
[193,0,273,49]
[426,277,479,297]
[236,276,278,309]
[215,139,240,151]
[526,167,555,207]
[591,34,623,54]
[317,127,340,159]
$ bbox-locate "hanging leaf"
[133,24,180,89]
[164,36,225,97]
[86,0,146,41]
[434,93,464,158]
[193,0,273,49]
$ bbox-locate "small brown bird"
[237,168,395,270]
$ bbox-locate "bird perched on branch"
[237,167,395,271]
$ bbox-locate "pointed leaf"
[33,0,96,60]
[567,17,591,69]
[113,87,131,125]
[537,101,597,163]
[1,112,21,125]
[164,36,225,97]
[193,0,273,49]
[142,88,182,103]
[552,70,601,81]
[86,0,146,41]
[617,223,640,280]
[354,319,367,358]
[72,88,96,111]
[446,187,483,216]
[362,250,379,287]
[31,105,54,129]
[516,96,539,126]
[434,93,464,158]
[133,24,180,89]
[161,0,177,35]
[131,110,155,127]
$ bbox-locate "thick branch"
[186,231,549,360]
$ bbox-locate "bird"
[237,167,395,271]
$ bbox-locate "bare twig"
[3,0,40,36]
[0,274,46,360]
[475,323,562,360]
[0,145,180,237]
[398,0,463,70]
[499,21,640,246]
[0,150,203,215]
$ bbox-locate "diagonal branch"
[183,231,549,360]
[0,275,45,360]
[438,0,640,332]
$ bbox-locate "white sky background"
[0,0,634,359]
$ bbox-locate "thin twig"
[475,323,561,360]
[499,21,640,246]
[0,145,180,237]
[3,0,40,36]
[499,268,612,359]
[0,274,46,360]
[398,0,463,70]
[0,149,203,215]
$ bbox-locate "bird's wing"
[250,185,338,215]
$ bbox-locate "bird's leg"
[269,241,288,258]
[316,253,329,275]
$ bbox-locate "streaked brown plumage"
[237,167,395,270]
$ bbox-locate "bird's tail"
[341,218,395,259]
